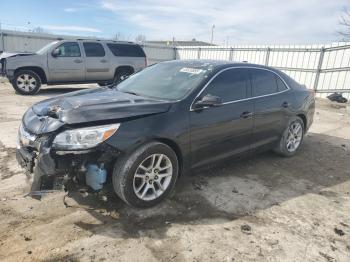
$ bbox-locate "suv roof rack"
[74,38,135,44]
[76,38,101,41]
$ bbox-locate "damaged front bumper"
[16,124,120,199]
[16,143,56,194]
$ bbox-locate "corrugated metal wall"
[0,30,89,53]
[140,44,175,65]
[2,34,53,52]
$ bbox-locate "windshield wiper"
[115,87,142,96]
[121,90,141,96]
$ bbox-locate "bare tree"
[135,34,146,43]
[115,32,122,40]
[339,7,350,40]
[32,27,46,33]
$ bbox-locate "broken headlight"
[52,124,120,150]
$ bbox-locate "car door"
[190,68,254,168]
[82,42,111,81]
[249,68,291,149]
[47,41,85,82]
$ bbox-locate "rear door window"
[83,42,105,57]
[107,43,146,57]
[250,69,279,96]
[276,76,288,91]
[56,42,81,57]
[202,68,249,102]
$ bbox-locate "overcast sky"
[1,0,349,45]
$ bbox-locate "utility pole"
[210,24,215,44]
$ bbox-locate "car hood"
[24,87,172,134]
[0,52,36,60]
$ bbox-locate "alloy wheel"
[16,74,37,93]
[133,154,173,201]
[286,121,303,152]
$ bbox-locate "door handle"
[74,59,83,63]
[282,101,290,108]
[240,111,253,119]
[100,59,107,63]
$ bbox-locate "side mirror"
[52,48,61,57]
[193,94,222,109]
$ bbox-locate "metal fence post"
[197,47,201,59]
[0,30,4,52]
[229,47,234,61]
[313,47,325,91]
[265,47,271,66]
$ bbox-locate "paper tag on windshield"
[180,68,204,74]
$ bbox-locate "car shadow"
[64,132,350,239]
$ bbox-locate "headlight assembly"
[52,123,120,150]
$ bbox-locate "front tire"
[12,70,41,95]
[113,142,179,207]
[274,116,305,157]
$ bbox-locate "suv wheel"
[12,70,41,95]
[274,116,305,157]
[113,142,179,207]
[113,70,132,85]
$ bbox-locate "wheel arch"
[152,137,184,177]
[297,113,307,129]
[14,66,47,84]
[114,65,135,76]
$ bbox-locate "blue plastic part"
[85,164,107,191]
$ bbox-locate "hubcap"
[17,74,36,92]
[286,121,303,152]
[133,154,173,201]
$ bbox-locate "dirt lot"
[0,79,349,262]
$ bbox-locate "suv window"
[107,43,146,57]
[56,42,81,57]
[251,69,280,96]
[83,42,105,57]
[202,68,249,102]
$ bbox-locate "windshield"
[116,61,213,100]
[36,41,58,55]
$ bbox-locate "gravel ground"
[0,80,349,262]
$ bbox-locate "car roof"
[161,59,275,71]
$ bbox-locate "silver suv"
[0,40,147,95]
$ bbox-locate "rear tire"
[12,70,41,95]
[112,69,133,85]
[274,116,305,157]
[112,142,179,207]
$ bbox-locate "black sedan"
[16,60,315,207]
